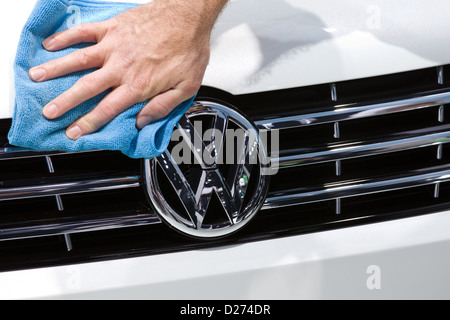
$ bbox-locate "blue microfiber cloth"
[8,0,195,159]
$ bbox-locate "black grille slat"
[49,151,140,176]
[335,67,441,103]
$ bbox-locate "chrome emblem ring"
[144,101,271,239]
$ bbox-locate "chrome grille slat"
[256,89,450,130]
[0,174,140,201]
[0,212,160,241]
[274,129,450,169]
[263,168,450,210]
[0,147,102,160]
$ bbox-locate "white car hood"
[2,0,450,119]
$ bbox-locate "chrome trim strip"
[0,212,161,241]
[0,175,140,201]
[273,130,450,168]
[256,90,450,130]
[0,147,103,160]
[262,169,450,210]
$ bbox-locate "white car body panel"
[1,0,450,299]
[1,210,450,300]
[206,0,450,95]
[3,0,450,116]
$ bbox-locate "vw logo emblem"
[144,101,271,239]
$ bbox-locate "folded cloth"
[8,0,195,159]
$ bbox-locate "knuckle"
[182,80,201,97]
[75,24,91,39]
[127,80,149,101]
[132,78,147,92]
[76,49,91,67]
[78,75,102,95]
[105,18,119,33]
[77,116,96,133]
[135,76,150,91]
[151,100,172,118]
[98,103,118,120]
[54,91,74,112]
[42,61,56,76]
[75,47,102,68]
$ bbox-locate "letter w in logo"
[156,112,258,230]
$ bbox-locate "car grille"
[1,65,450,271]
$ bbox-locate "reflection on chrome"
[145,102,271,238]
[263,169,450,210]
[256,89,450,130]
[273,130,450,169]
[0,175,140,201]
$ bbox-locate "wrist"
[147,0,228,34]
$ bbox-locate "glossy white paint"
[206,0,450,94]
[2,0,450,300]
[1,210,450,299]
[3,0,450,117]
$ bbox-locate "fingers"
[29,22,108,82]
[65,84,196,140]
[42,22,108,51]
[29,45,104,82]
[66,85,138,140]
[136,84,196,129]
[42,68,115,119]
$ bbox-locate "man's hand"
[29,0,227,140]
